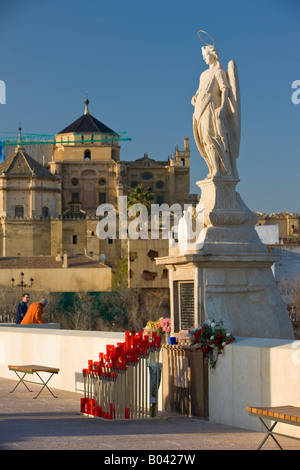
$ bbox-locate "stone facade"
[256,211,300,244]
[0,101,197,289]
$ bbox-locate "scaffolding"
[0,131,131,146]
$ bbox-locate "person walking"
[21,299,48,324]
[15,293,30,324]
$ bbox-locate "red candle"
[80,398,88,413]
[88,399,95,415]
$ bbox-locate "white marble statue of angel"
[191,43,241,179]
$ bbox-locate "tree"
[127,184,154,210]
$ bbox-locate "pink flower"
[160,317,171,333]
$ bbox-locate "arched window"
[15,205,24,218]
[84,149,91,161]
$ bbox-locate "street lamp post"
[11,272,34,295]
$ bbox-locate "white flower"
[222,342,226,347]
[210,335,214,340]
[226,332,231,337]
[211,322,216,328]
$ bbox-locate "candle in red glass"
[88,399,95,415]
[80,398,87,413]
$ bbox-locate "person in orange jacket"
[21,299,48,324]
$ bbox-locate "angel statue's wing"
[226,60,241,159]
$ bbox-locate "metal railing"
[0,313,15,323]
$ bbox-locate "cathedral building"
[0,99,196,287]
[49,98,195,217]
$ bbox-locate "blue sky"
[0,0,299,214]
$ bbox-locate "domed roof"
[58,99,117,135]
[0,149,57,179]
[0,128,56,179]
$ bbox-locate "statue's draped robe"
[192,61,240,179]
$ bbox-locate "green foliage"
[48,291,126,331]
[127,184,154,210]
[112,258,128,290]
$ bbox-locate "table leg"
[258,418,284,450]
[10,372,33,393]
[33,372,57,399]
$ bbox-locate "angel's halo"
[197,30,215,46]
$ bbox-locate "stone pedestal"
[156,177,294,340]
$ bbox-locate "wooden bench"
[8,365,60,399]
[247,405,300,450]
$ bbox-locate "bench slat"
[8,365,60,374]
[247,405,300,423]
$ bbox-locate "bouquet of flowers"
[188,319,235,369]
[144,317,171,336]
[160,317,171,333]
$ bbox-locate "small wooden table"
[8,365,60,399]
[247,405,300,450]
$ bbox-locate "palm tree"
[127,184,154,211]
